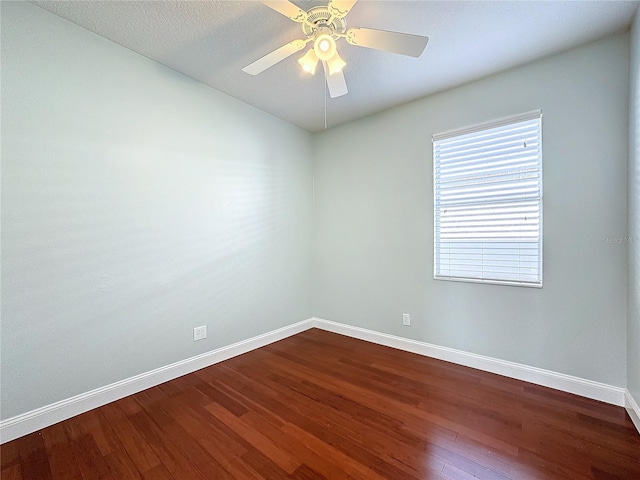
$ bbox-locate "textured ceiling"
[31,0,639,132]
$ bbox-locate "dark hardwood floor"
[1,328,639,479]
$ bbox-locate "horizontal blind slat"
[437,135,540,160]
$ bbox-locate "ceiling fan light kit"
[298,49,319,74]
[326,52,346,75]
[243,0,429,99]
[313,34,337,61]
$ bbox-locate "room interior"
[1,0,640,477]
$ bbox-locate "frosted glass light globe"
[314,34,336,61]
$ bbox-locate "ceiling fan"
[242,0,429,98]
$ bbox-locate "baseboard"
[312,318,627,407]
[0,318,314,444]
[2,316,632,444]
[626,390,640,434]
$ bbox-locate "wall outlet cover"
[193,325,207,341]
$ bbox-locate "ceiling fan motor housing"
[301,6,346,39]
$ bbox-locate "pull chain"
[324,75,328,130]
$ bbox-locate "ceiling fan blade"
[322,61,348,98]
[346,27,428,58]
[327,0,359,18]
[262,1,307,23]
[243,40,306,75]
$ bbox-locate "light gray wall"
[629,6,640,404]
[1,2,313,420]
[1,0,634,423]
[314,33,630,387]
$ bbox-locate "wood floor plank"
[1,438,20,470]
[205,402,301,474]
[126,410,208,480]
[289,464,327,480]
[44,440,84,480]
[16,432,54,480]
[155,417,235,479]
[280,422,392,480]
[3,328,639,479]
[102,448,144,480]
[107,412,160,473]
[240,410,360,480]
[68,434,113,480]
[0,464,23,480]
[140,464,174,480]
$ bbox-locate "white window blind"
[433,111,542,287]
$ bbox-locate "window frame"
[432,110,543,288]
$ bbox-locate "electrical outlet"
[402,313,411,326]
[193,325,207,341]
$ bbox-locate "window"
[433,111,542,287]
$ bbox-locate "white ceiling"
[31,0,638,132]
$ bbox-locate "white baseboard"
[0,318,314,444]
[2,316,634,444]
[626,390,640,434]
[312,318,627,408]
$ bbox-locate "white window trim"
[433,110,543,288]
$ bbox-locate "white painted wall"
[314,33,630,387]
[629,6,640,406]
[1,2,313,420]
